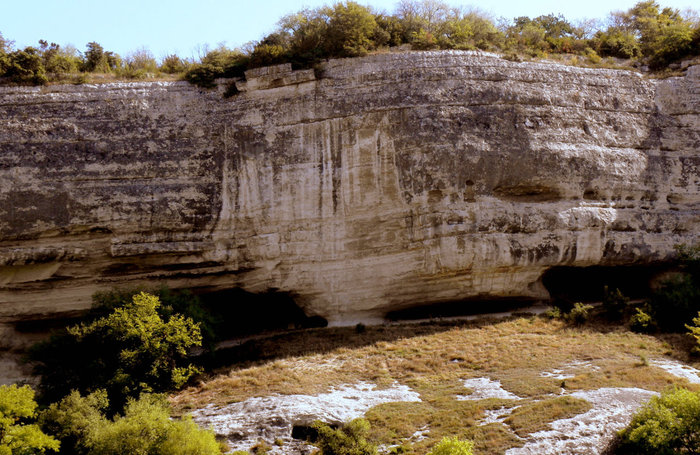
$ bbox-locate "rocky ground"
[172,313,700,454]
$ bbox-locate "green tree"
[159,54,188,74]
[40,392,221,455]
[606,1,698,67]
[0,384,60,455]
[82,42,120,72]
[2,47,48,84]
[38,40,78,76]
[31,292,202,412]
[82,42,105,72]
[277,8,330,64]
[618,387,700,454]
[593,27,641,58]
[325,2,379,57]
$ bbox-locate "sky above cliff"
[1,0,697,59]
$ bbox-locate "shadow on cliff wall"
[384,297,538,321]
[541,264,673,308]
[198,288,327,340]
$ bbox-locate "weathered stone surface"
[0,51,698,324]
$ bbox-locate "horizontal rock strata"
[0,51,698,324]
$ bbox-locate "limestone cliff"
[0,51,698,325]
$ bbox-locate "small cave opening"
[385,297,538,321]
[197,288,327,340]
[292,424,322,442]
[541,264,672,305]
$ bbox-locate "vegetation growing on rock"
[1,0,698,87]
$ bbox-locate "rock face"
[0,51,698,325]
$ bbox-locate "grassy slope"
[171,315,700,454]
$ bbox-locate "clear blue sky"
[1,0,697,60]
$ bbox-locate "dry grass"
[504,396,592,437]
[171,315,700,453]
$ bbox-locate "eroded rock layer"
[1,51,698,324]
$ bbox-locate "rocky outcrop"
[0,51,698,325]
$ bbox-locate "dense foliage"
[0,385,59,455]
[426,436,474,455]
[40,391,221,455]
[617,388,700,454]
[1,0,698,87]
[312,418,377,455]
[30,292,202,412]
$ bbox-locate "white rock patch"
[540,360,600,380]
[651,359,700,384]
[458,378,522,401]
[482,406,522,425]
[191,382,420,454]
[505,387,658,455]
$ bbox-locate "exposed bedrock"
[0,51,698,325]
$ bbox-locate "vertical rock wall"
[0,52,698,325]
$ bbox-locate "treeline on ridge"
[1,0,699,87]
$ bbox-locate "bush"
[617,387,700,454]
[40,392,221,455]
[630,307,656,333]
[30,292,202,411]
[39,390,108,455]
[685,312,700,354]
[603,286,629,320]
[544,307,562,319]
[0,384,60,455]
[427,436,474,455]
[2,47,48,84]
[566,302,593,325]
[312,418,377,455]
[159,54,188,74]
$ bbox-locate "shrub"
[312,418,377,455]
[2,47,48,84]
[685,312,700,354]
[30,292,202,411]
[40,392,221,455]
[39,390,108,455]
[602,286,629,320]
[324,2,379,57]
[630,307,656,333]
[184,47,247,88]
[0,384,60,455]
[544,307,562,319]
[593,28,641,59]
[160,54,188,74]
[427,436,474,455]
[566,302,593,325]
[617,387,700,454]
